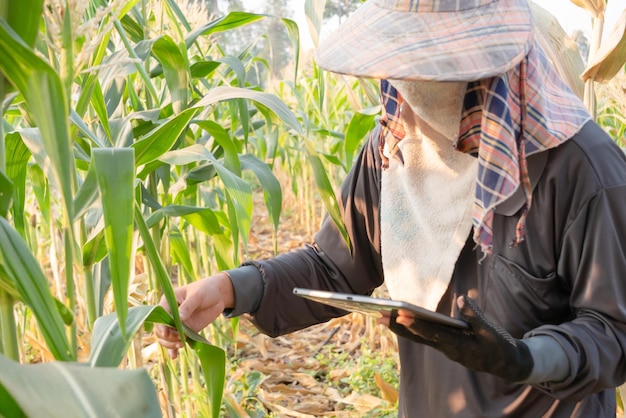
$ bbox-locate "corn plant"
[0,0,307,416]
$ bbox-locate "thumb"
[457,295,486,328]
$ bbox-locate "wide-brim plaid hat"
[315,0,534,81]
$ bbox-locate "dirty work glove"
[389,295,534,382]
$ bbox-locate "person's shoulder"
[549,121,626,189]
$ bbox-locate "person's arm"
[232,126,385,337]
[525,184,626,399]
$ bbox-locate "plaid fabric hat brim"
[315,0,534,81]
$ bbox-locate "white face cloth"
[380,80,477,310]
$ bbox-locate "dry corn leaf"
[569,0,606,17]
[531,2,586,98]
[582,9,626,83]
[339,391,384,412]
[328,367,352,381]
[374,372,399,404]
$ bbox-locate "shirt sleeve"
[222,266,264,318]
[526,184,626,400]
[238,127,385,337]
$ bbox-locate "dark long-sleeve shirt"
[228,120,626,417]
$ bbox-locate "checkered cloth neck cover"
[379,42,591,255]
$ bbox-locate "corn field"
[0,0,624,417]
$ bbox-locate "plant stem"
[81,222,96,330]
[0,290,18,360]
[64,227,77,358]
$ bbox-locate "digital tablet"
[293,287,469,329]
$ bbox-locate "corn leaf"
[92,148,135,339]
[4,132,30,229]
[160,145,253,251]
[0,353,161,418]
[194,120,241,175]
[582,9,626,83]
[72,161,99,222]
[344,109,378,171]
[82,229,107,267]
[0,218,72,360]
[132,107,197,167]
[304,141,351,253]
[239,153,282,233]
[155,205,223,236]
[0,20,74,221]
[28,164,50,225]
[192,342,226,418]
[0,172,13,219]
[89,305,208,367]
[194,86,302,135]
[134,203,186,348]
[169,226,195,281]
[281,17,300,82]
[152,35,190,113]
[88,304,225,418]
[0,380,23,418]
[185,11,265,48]
[569,0,606,17]
[2,0,43,96]
[305,0,326,48]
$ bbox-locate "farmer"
[156,0,626,416]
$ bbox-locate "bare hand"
[155,272,234,359]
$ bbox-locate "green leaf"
[189,60,221,79]
[239,154,282,232]
[89,305,225,418]
[160,145,252,251]
[169,226,195,280]
[134,203,186,347]
[216,56,246,87]
[0,353,161,418]
[194,86,302,135]
[152,35,190,113]
[158,205,223,236]
[4,132,30,228]
[27,164,50,225]
[305,142,351,253]
[2,0,43,95]
[6,0,43,47]
[194,120,240,175]
[89,305,159,367]
[185,11,265,48]
[92,149,135,339]
[72,161,99,222]
[0,218,72,360]
[0,171,13,219]
[82,229,107,267]
[280,17,300,82]
[193,342,226,418]
[0,379,24,418]
[344,109,378,171]
[0,20,74,221]
[132,107,197,167]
